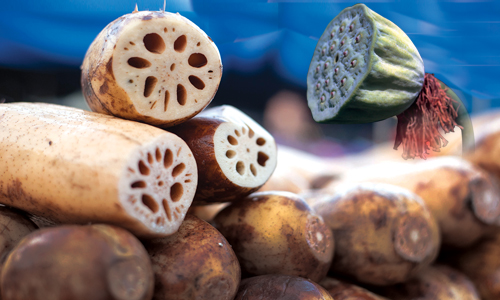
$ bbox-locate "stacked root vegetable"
[1,6,499,300]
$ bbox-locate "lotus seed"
[325,79,329,85]
[349,24,354,31]
[335,68,339,74]
[341,78,346,86]
[331,91,335,97]
[316,83,321,89]
[324,62,329,69]
[330,32,335,38]
[341,40,345,46]
[344,50,348,57]
[316,66,320,73]
[322,49,326,55]
[320,95,326,102]
[340,26,344,33]
[355,35,360,43]
[351,60,357,67]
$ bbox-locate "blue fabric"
[1,0,499,103]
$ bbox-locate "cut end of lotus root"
[119,135,197,237]
[469,175,500,225]
[394,214,435,263]
[200,105,277,189]
[84,10,222,127]
[307,3,424,124]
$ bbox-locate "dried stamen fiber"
[394,73,463,160]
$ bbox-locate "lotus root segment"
[307,3,424,124]
[143,215,240,300]
[234,275,333,300]
[213,191,334,282]
[0,206,38,265]
[171,105,277,203]
[0,103,197,238]
[314,182,440,285]
[0,224,154,300]
[81,10,222,127]
[319,277,389,300]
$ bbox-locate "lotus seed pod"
[307,3,424,124]
[81,9,222,127]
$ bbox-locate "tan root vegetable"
[143,214,240,300]
[170,105,277,204]
[234,275,333,300]
[467,118,500,182]
[81,9,222,127]
[1,224,154,300]
[445,232,500,300]
[213,191,334,282]
[0,103,197,238]
[373,265,480,300]
[319,277,389,300]
[329,156,500,247]
[314,182,440,285]
[187,203,228,222]
[0,206,37,265]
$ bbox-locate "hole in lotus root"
[144,76,158,97]
[177,84,187,105]
[188,76,205,90]
[188,53,208,68]
[164,149,173,168]
[164,90,170,111]
[131,181,146,188]
[227,135,238,145]
[247,126,255,138]
[127,57,151,69]
[170,63,176,71]
[174,35,187,52]
[235,130,240,137]
[155,217,162,225]
[147,153,153,164]
[236,161,245,175]
[172,163,185,177]
[250,164,257,176]
[242,127,246,134]
[256,138,266,146]
[143,33,166,54]
[162,199,172,221]
[142,194,159,213]
[155,148,162,162]
[257,152,269,167]
[170,183,183,202]
[226,150,236,158]
[138,160,150,175]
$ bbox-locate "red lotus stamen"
[394,73,462,159]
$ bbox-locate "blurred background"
[1,0,499,157]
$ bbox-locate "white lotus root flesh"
[82,10,222,127]
[202,106,277,190]
[121,140,197,234]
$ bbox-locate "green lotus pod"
[307,3,425,124]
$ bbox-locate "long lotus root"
[0,103,197,238]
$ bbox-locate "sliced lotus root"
[0,102,197,238]
[170,105,277,204]
[307,3,425,124]
[81,10,222,127]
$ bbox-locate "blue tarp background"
[1,0,499,106]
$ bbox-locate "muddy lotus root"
[170,105,277,203]
[81,10,222,127]
[307,3,424,123]
[314,182,440,285]
[0,103,197,238]
[1,224,154,300]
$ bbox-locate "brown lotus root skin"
[81,10,222,127]
[1,224,154,300]
[330,156,500,248]
[373,265,480,300]
[0,103,198,238]
[0,206,38,266]
[170,105,277,204]
[213,191,334,283]
[143,215,240,300]
[319,277,389,300]
[314,182,440,286]
[234,275,333,300]
[447,232,500,300]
